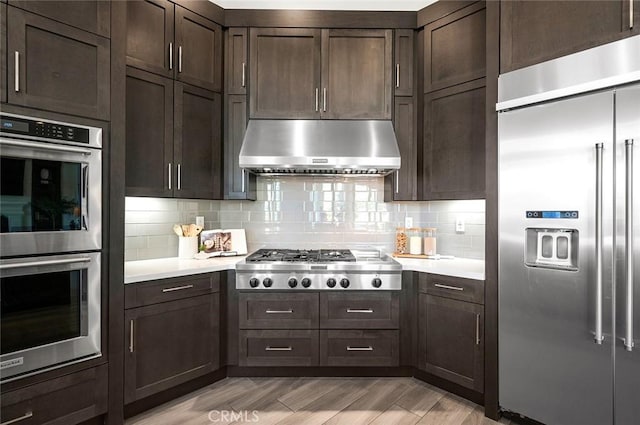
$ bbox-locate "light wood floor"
[126,377,513,425]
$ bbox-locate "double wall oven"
[0,113,103,382]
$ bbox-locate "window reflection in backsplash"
[124,177,485,261]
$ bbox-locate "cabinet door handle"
[265,346,292,351]
[168,163,172,190]
[1,412,33,425]
[475,314,481,345]
[346,308,373,313]
[315,88,319,112]
[265,309,293,314]
[177,163,182,190]
[14,51,20,92]
[395,170,400,193]
[631,0,634,29]
[169,42,173,70]
[162,284,194,293]
[178,45,183,73]
[396,63,400,88]
[241,169,246,193]
[242,62,246,87]
[434,283,464,291]
[129,320,135,353]
[323,88,327,112]
[347,346,373,351]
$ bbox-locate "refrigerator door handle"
[595,142,605,344]
[625,139,635,351]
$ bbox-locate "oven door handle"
[0,139,93,155]
[0,257,92,270]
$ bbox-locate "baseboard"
[226,366,414,377]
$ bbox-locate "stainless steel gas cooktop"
[236,248,401,290]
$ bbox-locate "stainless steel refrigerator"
[498,35,640,425]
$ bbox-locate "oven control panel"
[236,272,402,290]
[1,114,90,144]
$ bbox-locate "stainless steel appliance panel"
[614,83,640,425]
[499,90,615,425]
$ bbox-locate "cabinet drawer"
[320,292,399,329]
[320,330,398,367]
[419,273,484,304]
[125,274,219,308]
[1,364,107,425]
[239,292,319,329]
[239,330,319,367]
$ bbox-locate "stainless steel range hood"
[239,120,400,176]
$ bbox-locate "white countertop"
[124,255,484,284]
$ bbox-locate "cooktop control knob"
[249,278,260,288]
[301,277,312,288]
[288,278,298,288]
[372,277,382,288]
[263,277,273,287]
[340,278,350,288]
[326,278,337,288]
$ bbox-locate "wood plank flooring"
[126,378,513,425]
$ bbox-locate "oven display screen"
[1,270,82,355]
[1,118,29,133]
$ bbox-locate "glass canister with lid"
[423,227,437,256]
[395,227,408,254]
[408,228,423,255]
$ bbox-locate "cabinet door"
[9,0,110,37]
[319,292,399,329]
[174,82,222,199]
[423,2,486,92]
[250,28,321,119]
[423,79,485,200]
[1,365,108,425]
[385,96,417,201]
[419,293,484,392]
[125,294,220,403]
[125,67,174,198]
[7,6,110,120]
[321,29,392,119]
[501,0,640,73]
[226,27,247,95]
[126,0,174,78]
[394,29,414,96]
[224,94,256,200]
[175,5,223,92]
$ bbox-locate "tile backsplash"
[125,177,485,261]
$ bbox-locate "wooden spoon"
[173,224,183,236]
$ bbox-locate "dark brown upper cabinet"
[423,79,486,200]
[1,3,6,104]
[424,2,486,93]
[249,28,322,119]
[384,96,417,201]
[126,0,222,92]
[224,94,256,200]
[174,82,222,199]
[226,27,248,95]
[6,6,110,120]
[321,29,392,119]
[125,67,222,199]
[249,28,392,119]
[8,0,110,37]
[501,0,640,73]
[394,29,414,96]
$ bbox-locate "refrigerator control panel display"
[526,210,579,219]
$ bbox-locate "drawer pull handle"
[266,309,293,314]
[265,346,292,351]
[129,320,134,353]
[434,283,464,291]
[1,412,33,425]
[347,346,373,351]
[162,284,194,293]
[346,308,374,313]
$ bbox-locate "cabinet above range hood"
[238,120,401,176]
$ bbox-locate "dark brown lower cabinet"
[239,330,319,367]
[124,293,220,403]
[319,291,399,329]
[320,330,399,366]
[1,364,108,425]
[418,292,484,392]
[239,292,319,329]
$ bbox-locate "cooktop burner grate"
[246,249,356,263]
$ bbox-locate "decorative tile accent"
[125,177,486,261]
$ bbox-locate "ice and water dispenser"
[524,211,579,271]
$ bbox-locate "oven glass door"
[0,252,101,382]
[0,138,101,256]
